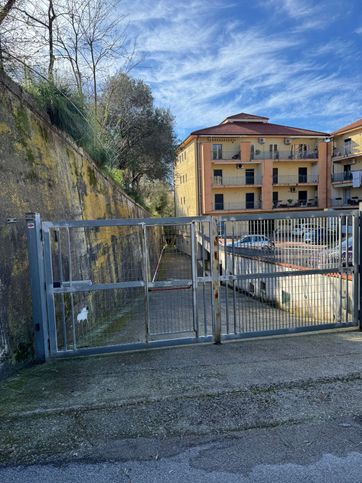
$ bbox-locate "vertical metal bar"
[66,228,77,350]
[142,224,151,342]
[337,215,342,323]
[232,222,237,334]
[57,229,67,350]
[210,217,222,344]
[353,212,359,325]
[358,203,362,330]
[223,225,229,334]
[191,222,199,338]
[42,228,58,355]
[26,213,49,362]
[201,223,207,336]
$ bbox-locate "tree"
[0,0,16,27]
[101,72,176,193]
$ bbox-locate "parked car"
[310,237,353,268]
[291,223,317,237]
[226,235,274,249]
[303,228,330,245]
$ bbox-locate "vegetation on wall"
[0,0,177,216]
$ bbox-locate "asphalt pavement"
[1,330,362,482]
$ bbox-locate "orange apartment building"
[175,112,331,217]
[330,119,362,208]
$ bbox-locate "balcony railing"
[330,171,362,184]
[272,175,319,185]
[212,148,319,162]
[330,197,360,207]
[251,150,318,161]
[213,175,262,186]
[273,199,318,209]
[332,147,362,160]
[212,149,241,161]
[214,201,262,211]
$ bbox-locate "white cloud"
[121,0,362,137]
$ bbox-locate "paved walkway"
[0,329,362,472]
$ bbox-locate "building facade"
[175,113,330,217]
[330,119,362,209]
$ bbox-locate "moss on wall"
[0,72,160,376]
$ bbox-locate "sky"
[121,0,362,141]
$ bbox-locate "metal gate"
[26,210,361,360]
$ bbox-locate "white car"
[291,223,317,237]
[226,235,274,249]
[311,237,353,268]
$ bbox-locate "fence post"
[359,204,362,330]
[26,212,49,362]
[210,217,222,344]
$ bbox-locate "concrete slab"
[0,329,361,467]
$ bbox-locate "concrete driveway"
[0,329,362,481]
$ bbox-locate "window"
[344,138,352,155]
[269,144,279,160]
[245,192,255,209]
[343,164,352,181]
[250,144,255,160]
[214,169,223,184]
[214,193,224,210]
[298,191,308,206]
[212,144,223,160]
[260,281,266,291]
[298,144,308,159]
[272,168,278,184]
[298,167,307,183]
[273,191,279,207]
[245,169,255,185]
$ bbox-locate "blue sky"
[122,0,362,140]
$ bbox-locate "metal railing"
[251,150,318,161]
[331,170,362,183]
[273,175,319,185]
[213,175,262,186]
[214,201,262,211]
[212,148,319,162]
[273,199,319,208]
[332,147,362,159]
[331,198,360,207]
[212,149,241,161]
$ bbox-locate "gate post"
[210,217,222,344]
[359,204,362,330]
[26,212,49,362]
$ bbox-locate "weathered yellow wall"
[175,139,198,216]
[0,72,161,372]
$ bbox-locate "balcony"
[330,197,361,208]
[251,150,318,162]
[273,199,319,209]
[332,170,362,186]
[212,149,242,161]
[213,175,262,186]
[332,147,362,161]
[272,175,319,185]
[212,148,319,163]
[214,201,262,211]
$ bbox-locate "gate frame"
[27,209,361,361]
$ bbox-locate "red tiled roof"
[332,119,362,135]
[191,121,329,137]
[222,112,269,122]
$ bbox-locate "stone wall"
[0,72,162,375]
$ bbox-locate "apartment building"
[330,119,362,208]
[175,113,330,216]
